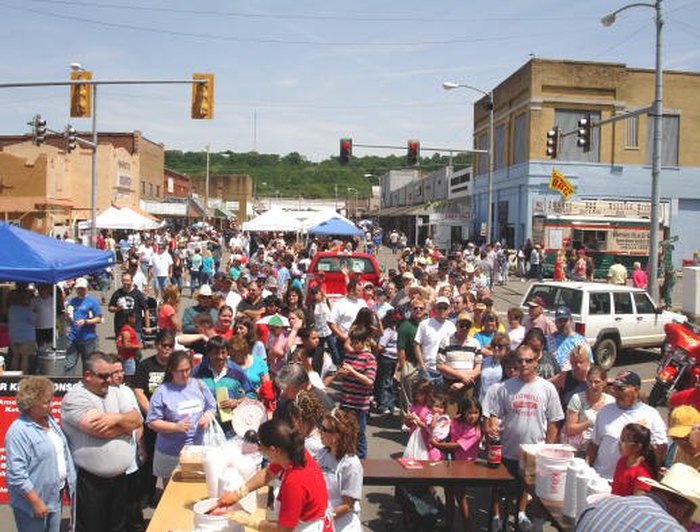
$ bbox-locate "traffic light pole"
[90,84,98,247]
[351,142,487,154]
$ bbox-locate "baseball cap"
[456,311,473,325]
[474,302,487,311]
[611,370,641,388]
[555,306,572,320]
[527,296,547,308]
[668,405,700,438]
[434,296,451,307]
[197,284,213,297]
[402,271,415,280]
[75,277,88,289]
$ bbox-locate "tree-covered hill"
[165,150,472,198]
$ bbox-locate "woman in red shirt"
[216,419,332,531]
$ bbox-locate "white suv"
[521,282,686,369]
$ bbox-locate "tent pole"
[52,284,57,351]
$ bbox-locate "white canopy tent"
[78,206,162,231]
[242,207,356,234]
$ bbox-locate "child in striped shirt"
[337,326,377,459]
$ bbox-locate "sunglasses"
[517,358,535,365]
[457,322,471,329]
[160,343,175,348]
[412,307,425,311]
[93,371,114,381]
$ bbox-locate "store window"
[645,114,679,166]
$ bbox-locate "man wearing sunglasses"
[61,351,143,532]
[396,297,426,410]
[486,344,564,530]
[587,370,668,481]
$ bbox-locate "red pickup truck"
[306,252,381,302]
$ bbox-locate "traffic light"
[407,139,420,166]
[65,126,77,153]
[546,127,560,159]
[70,70,93,118]
[32,115,47,146]
[191,73,215,119]
[577,114,592,153]
[339,138,352,164]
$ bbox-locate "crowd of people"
[3,227,700,532]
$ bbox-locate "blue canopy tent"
[0,223,115,283]
[308,217,363,237]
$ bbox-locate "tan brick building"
[468,58,700,263]
[189,173,252,221]
[0,131,164,234]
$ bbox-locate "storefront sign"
[548,169,576,200]
[0,376,80,504]
[608,228,651,254]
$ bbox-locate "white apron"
[322,461,361,532]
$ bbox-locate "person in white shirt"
[328,279,367,364]
[587,370,668,480]
[414,296,456,382]
[149,244,173,300]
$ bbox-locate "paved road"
[0,248,675,531]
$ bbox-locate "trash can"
[37,349,67,376]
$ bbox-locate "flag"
[548,169,576,200]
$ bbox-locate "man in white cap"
[576,462,700,531]
[413,296,456,384]
[64,277,104,373]
[181,284,218,334]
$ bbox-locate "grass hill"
[165,150,472,198]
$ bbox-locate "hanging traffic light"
[32,115,47,146]
[577,114,592,153]
[546,127,560,159]
[65,125,77,153]
[407,139,420,166]
[191,73,215,119]
[339,138,352,164]
[70,70,93,118]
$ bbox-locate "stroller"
[142,296,159,344]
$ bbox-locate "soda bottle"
[487,419,502,469]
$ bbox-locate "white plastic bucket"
[535,447,574,501]
[192,498,244,532]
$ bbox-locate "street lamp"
[347,187,359,219]
[71,62,98,247]
[602,0,663,303]
[443,81,495,244]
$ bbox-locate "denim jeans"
[375,355,398,411]
[12,507,62,532]
[330,335,346,365]
[350,409,369,459]
[322,335,341,366]
[64,337,99,373]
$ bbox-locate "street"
[0,247,674,531]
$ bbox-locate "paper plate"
[231,399,267,437]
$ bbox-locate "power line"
[0,2,582,47]
[22,0,587,23]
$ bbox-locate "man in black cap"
[587,370,668,480]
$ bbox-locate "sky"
[1,0,700,161]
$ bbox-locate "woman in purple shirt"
[146,350,216,485]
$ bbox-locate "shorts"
[153,448,179,480]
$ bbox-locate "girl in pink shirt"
[431,397,483,526]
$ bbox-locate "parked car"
[521,281,686,369]
[306,252,381,303]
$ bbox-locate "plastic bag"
[403,428,429,460]
[203,418,227,448]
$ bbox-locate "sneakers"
[518,512,533,532]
